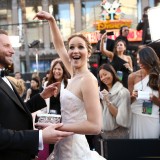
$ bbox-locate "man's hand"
[41,123,74,144]
[40,82,60,99]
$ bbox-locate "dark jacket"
[136,14,151,44]
[0,77,46,160]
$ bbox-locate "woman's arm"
[101,89,118,117]
[150,94,160,107]
[58,76,102,135]
[100,33,114,60]
[128,72,137,103]
[106,102,118,117]
[34,11,72,75]
[123,56,133,72]
[127,56,133,72]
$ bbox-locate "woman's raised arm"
[33,11,72,74]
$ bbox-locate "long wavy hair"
[47,58,70,88]
[98,63,120,91]
[138,46,160,90]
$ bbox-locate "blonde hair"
[7,76,26,97]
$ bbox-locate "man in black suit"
[136,6,151,45]
[0,29,73,160]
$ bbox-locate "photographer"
[136,6,151,45]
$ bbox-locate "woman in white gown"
[128,46,160,139]
[34,11,106,160]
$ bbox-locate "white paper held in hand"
[137,91,150,100]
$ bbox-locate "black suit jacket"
[0,77,46,160]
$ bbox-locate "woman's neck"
[73,68,89,77]
[107,84,112,91]
[117,51,124,57]
[140,69,149,77]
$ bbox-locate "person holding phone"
[95,29,115,66]
[100,33,133,88]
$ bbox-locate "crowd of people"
[0,6,160,160]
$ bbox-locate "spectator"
[24,78,40,102]
[137,6,151,45]
[44,58,70,114]
[100,32,133,88]
[95,29,115,66]
[128,46,160,139]
[14,71,22,79]
[98,63,131,158]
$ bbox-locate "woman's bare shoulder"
[128,70,142,85]
[83,72,97,81]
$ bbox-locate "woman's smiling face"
[52,63,63,81]
[68,36,89,69]
[99,69,113,87]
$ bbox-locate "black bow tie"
[0,69,9,77]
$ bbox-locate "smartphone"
[107,31,114,36]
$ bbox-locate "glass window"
[118,0,138,28]
[0,0,12,33]
[81,0,101,30]
[30,60,51,72]
[49,0,74,40]
[24,1,43,44]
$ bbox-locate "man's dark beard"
[0,58,14,73]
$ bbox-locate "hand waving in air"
[33,11,54,21]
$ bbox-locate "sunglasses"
[124,29,129,32]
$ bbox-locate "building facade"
[0,0,158,74]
